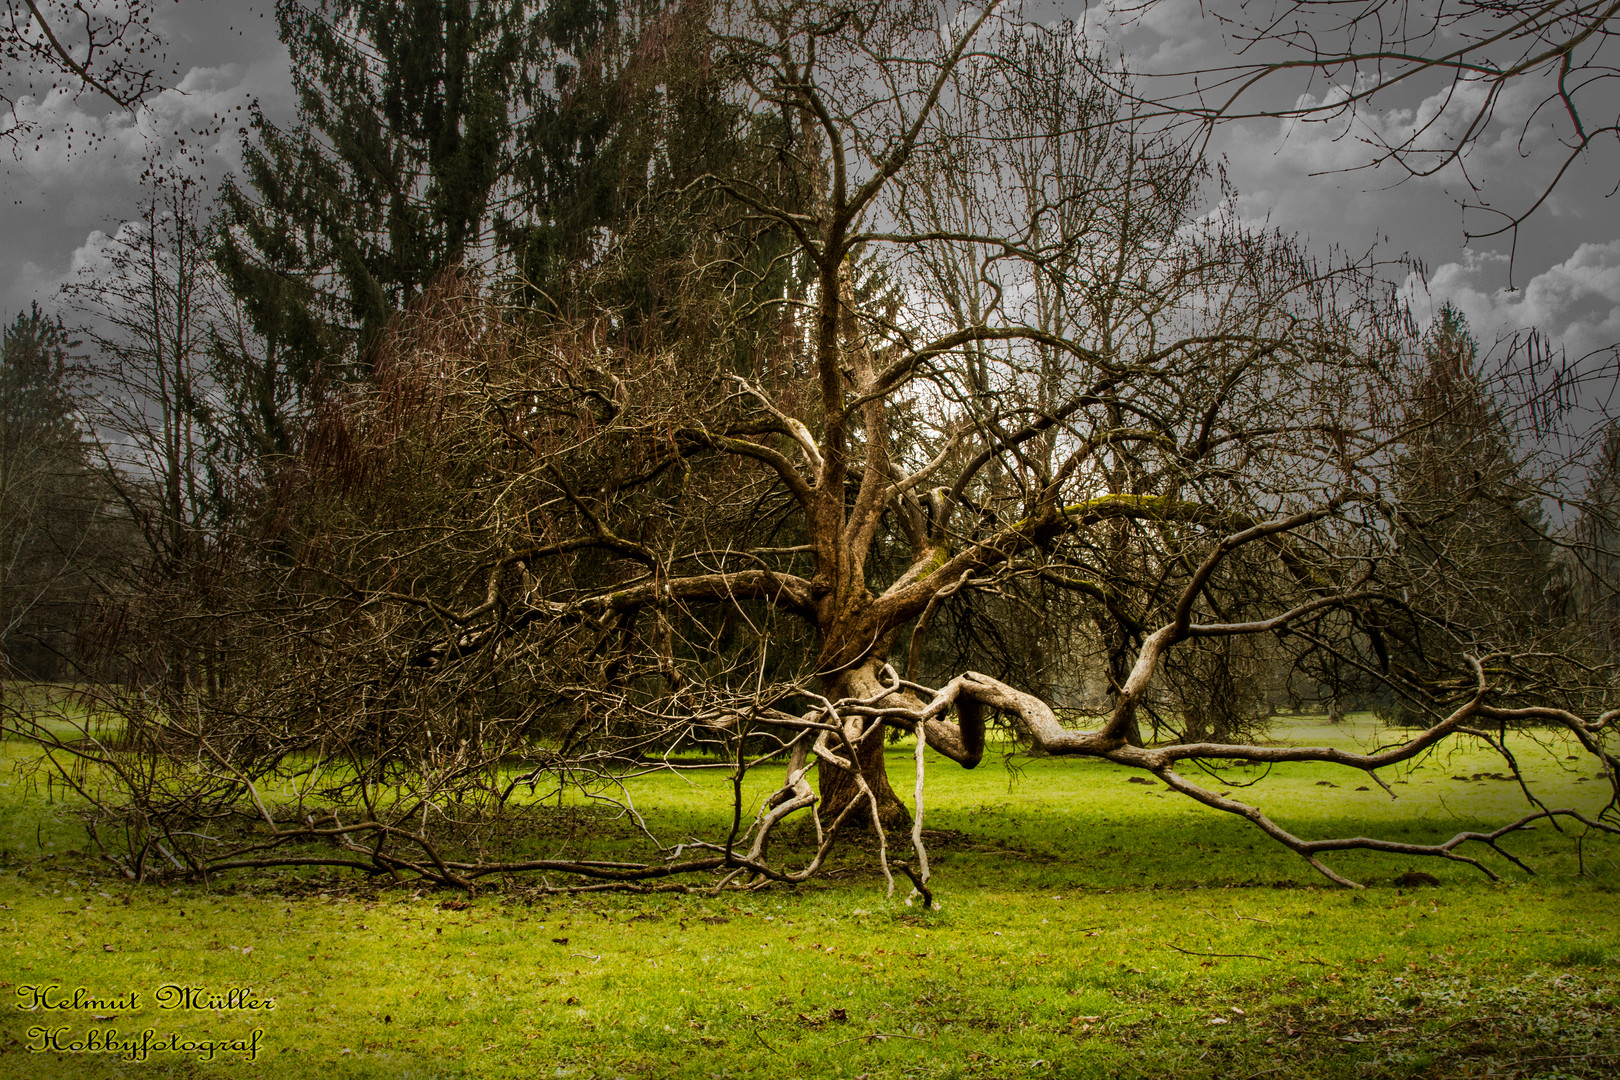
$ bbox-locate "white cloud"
[1408,242,1620,363]
[68,227,126,280]
[0,42,291,318]
[1249,67,1569,197]
[1074,0,1211,68]
[6,60,268,186]
[4,226,130,319]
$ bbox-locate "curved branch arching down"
[874,655,1620,889]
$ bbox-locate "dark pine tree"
[0,306,115,678]
[1376,305,1556,711]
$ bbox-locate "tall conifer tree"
[217,0,531,388]
[214,1,771,395]
[1378,306,1555,704]
[0,306,112,678]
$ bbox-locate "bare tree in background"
[63,163,238,696]
[9,1,1618,898]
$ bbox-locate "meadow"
[1,711,1616,1079]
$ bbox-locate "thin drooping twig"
[1166,943,1275,962]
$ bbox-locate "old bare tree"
[12,0,1617,898]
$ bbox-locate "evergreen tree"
[216,0,527,387]
[0,306,114,678]
[0,304,77,450]
[216,0,813,403]
[216,2,725,381]
[1378,305,1555,700]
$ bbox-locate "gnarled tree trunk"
[816,657,912,832]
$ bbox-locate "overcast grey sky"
[2,1,1616,367]
[1,2,293,320]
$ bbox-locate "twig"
[895,861,933,909]
[1166,942,1274,961]
[827,1031,929,1048]
[1437,1015,1508,1033]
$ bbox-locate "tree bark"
[817,658,912,832]
[817,724,911,833]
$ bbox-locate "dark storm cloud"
[0,1,292,317]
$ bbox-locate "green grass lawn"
[1,713,1617,1078]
